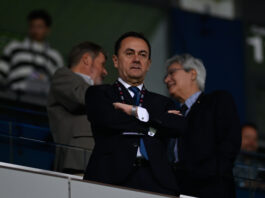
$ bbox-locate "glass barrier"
[0,91,49,129]
[0,90,47,106]
[0,133,92,174]
[234,151,265,197]
[1,119,265,197]
[234,175,265,198]
[0,95,92,175]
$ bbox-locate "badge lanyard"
[115,81,146,107]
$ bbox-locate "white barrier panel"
[71,179,172,198]
[0,162,180,198]
[0,166,68,198]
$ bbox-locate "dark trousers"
[122,165,178,196]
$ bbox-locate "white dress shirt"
[118,78,149,122]
[75,72,94,85]
[118,78,150,157]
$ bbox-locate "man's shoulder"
[86,84,112,93]
[45,45,64,67]
[2,39,24,54]
[51,67,86,88]
[202,90,235,106]
[47,46,63,58]
[147,90,172,102]
[52,67,73,79]
[87,84,112,92]
[85,84,112,100]
[54,66,70,74]
[145,90,175,108]
[206,90,233,100]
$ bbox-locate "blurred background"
[1,0,265,197]
[1,0,262,147]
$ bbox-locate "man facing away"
[0,9,63,95]
[83,32,186,196]
[164,54,241,198]
[47,41,107,174]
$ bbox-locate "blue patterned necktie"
[129,86,149,160]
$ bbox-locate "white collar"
[118,77,143,90]
[75,72,94,85]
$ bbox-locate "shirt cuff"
[137,106,149,122]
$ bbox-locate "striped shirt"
[0,38,63,93]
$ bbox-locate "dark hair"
[68,41,107,68]
[241,123,258,132]
[27,9,52,27]
[114,31,151,59]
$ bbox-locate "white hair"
[165,54,207,91]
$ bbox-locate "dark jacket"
[83,82,186,193]
[177,91,241,198]
[47,67,94,172]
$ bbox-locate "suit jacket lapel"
[186,92,204,119]
[112,81,134,105]
[141,87,151,108]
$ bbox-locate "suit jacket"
[176,91,241,198]
[83,82,186,193]
[47,67,94,172]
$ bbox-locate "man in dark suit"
[83,32,186,196]
[47,42,107,174]
[164,54,241,198]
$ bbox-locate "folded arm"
[85,86,149,133]
[113,101,186,137]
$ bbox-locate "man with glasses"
[164,54,241,198]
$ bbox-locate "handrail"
[0,133,93,152]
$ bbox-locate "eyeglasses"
[164,68,187,79]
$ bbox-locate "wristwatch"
[131,105,138,118]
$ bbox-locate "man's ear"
[82,53,93,67]
[191,69,197,81]
[112,55,118,68]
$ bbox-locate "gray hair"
[165,54,207,91]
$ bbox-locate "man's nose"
[133,54,140,61]
[164,75,169,84]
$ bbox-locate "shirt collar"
[183,91,202,109]
[118,77,143,90]
[75,72,94,85]
[25,37,47,46]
